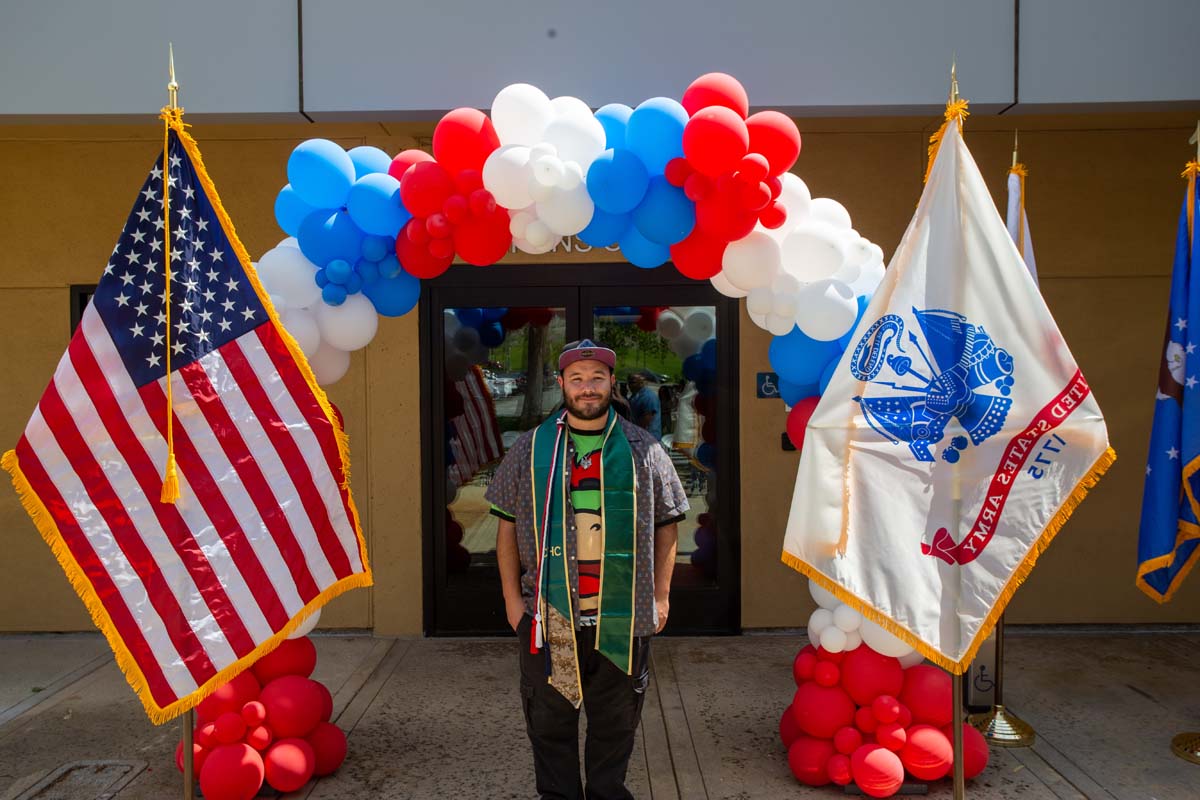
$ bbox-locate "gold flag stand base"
[1171,732,1200,765]
[968,704,1035,748]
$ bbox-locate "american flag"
[447,366,504,490]
[2,125,370,723]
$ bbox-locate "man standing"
[487,339,688,800]
[627,370,662,440]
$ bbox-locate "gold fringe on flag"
[924,99,970,185]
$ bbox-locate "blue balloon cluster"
[455,307,509,349]
[769,293,871,404]
[279,141,417,315]
[580,99,694,269]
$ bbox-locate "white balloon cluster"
[807,579,925,668]
[483,84,605,254]
[442,310,491,382]
[654,306,715,359]
[710,174,886,340]
[256,238,377,385]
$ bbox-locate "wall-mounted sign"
[756,372,781,399]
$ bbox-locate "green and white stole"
[530,408,637,706]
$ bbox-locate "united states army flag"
[781,113,1114,673]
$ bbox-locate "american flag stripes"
[2,120,370,723]
[447,366,504,490]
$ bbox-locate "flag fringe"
[167,117,372,581]
[924,99,969,185]
[1135,524,1200,604]
[781,445,1116,675]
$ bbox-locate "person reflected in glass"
[627,370,662,440]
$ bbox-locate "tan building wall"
[1,111,1197,636]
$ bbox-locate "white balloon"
[833,604,863,632]
[558,161,584,191]
[669,334,701,359]
[849,251,886,296]
[859,618,915,658]
[287,607,321,639]
[536,182,594,236]
[807,608,834,637]
[525,220,554,248]
[808,580,840,610]
[532,154,565,187]
[766,173,813,241]
[771,291,797,319]
[453,325,481,353]
[483,145,534,210]
[550,95,594,121]
[542,111,607,168]
[843,630,863,651]
[277,236,300,249]
[795,279,858,341]
[810,197,853,230]
[819,625,848,654]
[528,175,555,203]
[656,310,683,339]
[529,142,557,160]
[710,271,748,298]
[509,208,535,239]
[513,234,559,255]
[309,340,351,385]
[766,313,796,336]
[315,294,379,352]
[722,231,782,291]
[492,83,554,146]
[782,220,848,282]
[280,307,321,357]
[256,246,322,309]
[746,287,773,316]
[683,308,715,342]
[268,293,289,313]
[898,650,926,669]
[747,311,771,332]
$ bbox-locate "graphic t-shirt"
[569,427,605,626]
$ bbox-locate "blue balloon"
[482,307,508,322]
[356,259,380,286]
[595,103,633,149]
[618,226,670,269]
[348,145,392,178]
[578,208,633,248]
[682,354,705,383]
[768,327,843,386]
[288,139,356,209]
[837,295,872,349]
[695,442,715,469]
[325,258,353,285]
[274,184,317,237]
[456,307,485,328]
[633,176,695,245]
[625,97,688,175]
[364,268,420,317]
[361,235,392,263]
[314,268,329,288]
[479,321,506,348]
[322,283,348,306]
[347,173,410,237]
[298,209,365,269]
[344,272,363,295]
[818,356,840,394]
[586,148,650,215]
[377,254,402,279]
[701,338,717,369]
[779,378,819,406]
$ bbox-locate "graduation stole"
[531,408,637,679]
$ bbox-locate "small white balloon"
[849,251,886,296]
[683,308,715,342]
[509,208,535,239]
[795,279,858,342]
[747,310,771,332]
[513,234,559,255]
[483,145,534,210]
[833,604,863,632]
[710,271,748,298]
[722,230,782,291]
[256,246,322,310]
[315,293,379,352]
[280,307,321,357]
[309,340,351,385]
[558,160,584,191]
[808,580,840,610]
[771,291,797,319]
[898,650,926,669]
[810,197,853,230]
[669,334,701,359]
[782,220,848,282]
[528,174,555,203]
[492,83,554,146]
[525,220,554,248]
[843,630,863,651]
[287,607,321,639]
[656,310,683,339]
[268,294,289,313]
[529,142,558,160]
[859,618,915,658]
[746,287,773,316]
[807,607,834,637]
[766,173,813,241]
[536,182,594,236]
[542,108,607,168]
[532,154,566,187]
[819,625,848,654]
[277,236,300,249]
[766,312,796,337]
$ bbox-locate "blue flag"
[1137,175,1200,602]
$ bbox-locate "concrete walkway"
[0,630,1197,799]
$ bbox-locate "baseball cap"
[558,338,616,371]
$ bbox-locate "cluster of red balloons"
[176,637,348,800]
[664,73,802,280]
[499,307,556,330]
[393,108,511,279]
[782,645,988,797]
[635,305,667,332]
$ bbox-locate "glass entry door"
[422,267,738,635]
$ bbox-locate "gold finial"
[1190,120,1200,163]
[1012,129,1019,168]
[949,55,960,104]
[167,43,179,111]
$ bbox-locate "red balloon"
[695,184,758,242]
[792,681,856,739]
[786,397,820,450]
[665,157,693,187]
[401,161,456,219]
[815,647,844,664]
[900,665,953,727]
[388,149,435,182]
[397,228,453,279]
[738,152,771,184]
[260,676,325,739]
[814,661,840,687]
[779,705,801,749]
[683,172,713,203]
[834,725,863,756]
[682,72,750,118]
[701,417,716,443]
[468,188,496,217]
[526,307,554,327]
[669,229,726,280]
[455,169,485,195]
[306,722,349,776]
[900,724,952,781]
[316,681,334,723]
[214,711,248,745]
[426,213,453,239]
[941,723,990,779]
[855,706,879,734]
[787,736,835,787]
[827,753,852,786]
[738,180,772,212]
[433,108,500,175]
[850,744,904,799]
[747,110,802,175]
[175,740,209,774]
[766,174,783,199]
[195,722,219,749]
[252,637,316,685]
[198,670,261,723]
[636,311,658,332]
[501,308,530,331]
[683,106,750,177]
[406,216,431,244]
[793,648,818,685]
[896,704,913,728]
[759,200,788,230]
[872,695,901,724]
[840,643,905,706]
[264,738,316,793]
[245,724,274,752]
[875,721,907,752]
[242,700,267,727]
[429,237,456,260]
[200,743,264,800]
[443,194,469,224]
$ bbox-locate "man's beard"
[563,390,611,421]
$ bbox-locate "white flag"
[1006,167,1038,283]
[781,114,1113,672]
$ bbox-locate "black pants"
[517,615,651,800]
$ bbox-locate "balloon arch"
[255,73,886,444]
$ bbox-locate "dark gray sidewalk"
[1,631,1197,799]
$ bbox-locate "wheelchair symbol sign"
[757,372,780,398]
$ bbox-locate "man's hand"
[506,597,526,632]
[655,596,669,633]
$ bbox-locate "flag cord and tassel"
[924,60,969,185]
[159,108,180,504]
